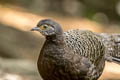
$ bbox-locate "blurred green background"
[1,0,120,22]
[0,0,120,80]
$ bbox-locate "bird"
[31,19,120,80]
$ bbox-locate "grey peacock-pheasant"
[31,19,120,80]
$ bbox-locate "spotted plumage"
[31,19,120,80]
[64,30,104,62]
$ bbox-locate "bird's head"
[31,19,63,37]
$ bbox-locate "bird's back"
[63,30,105,79]
[64,29,105,63]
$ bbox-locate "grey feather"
[100,33,120,64]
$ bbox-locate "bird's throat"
[46,34,64,43]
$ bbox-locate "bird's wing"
[101,33,120,64]
[63,29,105,64]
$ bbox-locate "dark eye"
[43,25,47,29]
[40,24,50,30]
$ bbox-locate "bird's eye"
[40,24,49,30]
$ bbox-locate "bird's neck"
[46,34,64,44]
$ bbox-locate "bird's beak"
[31,27,40,31]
